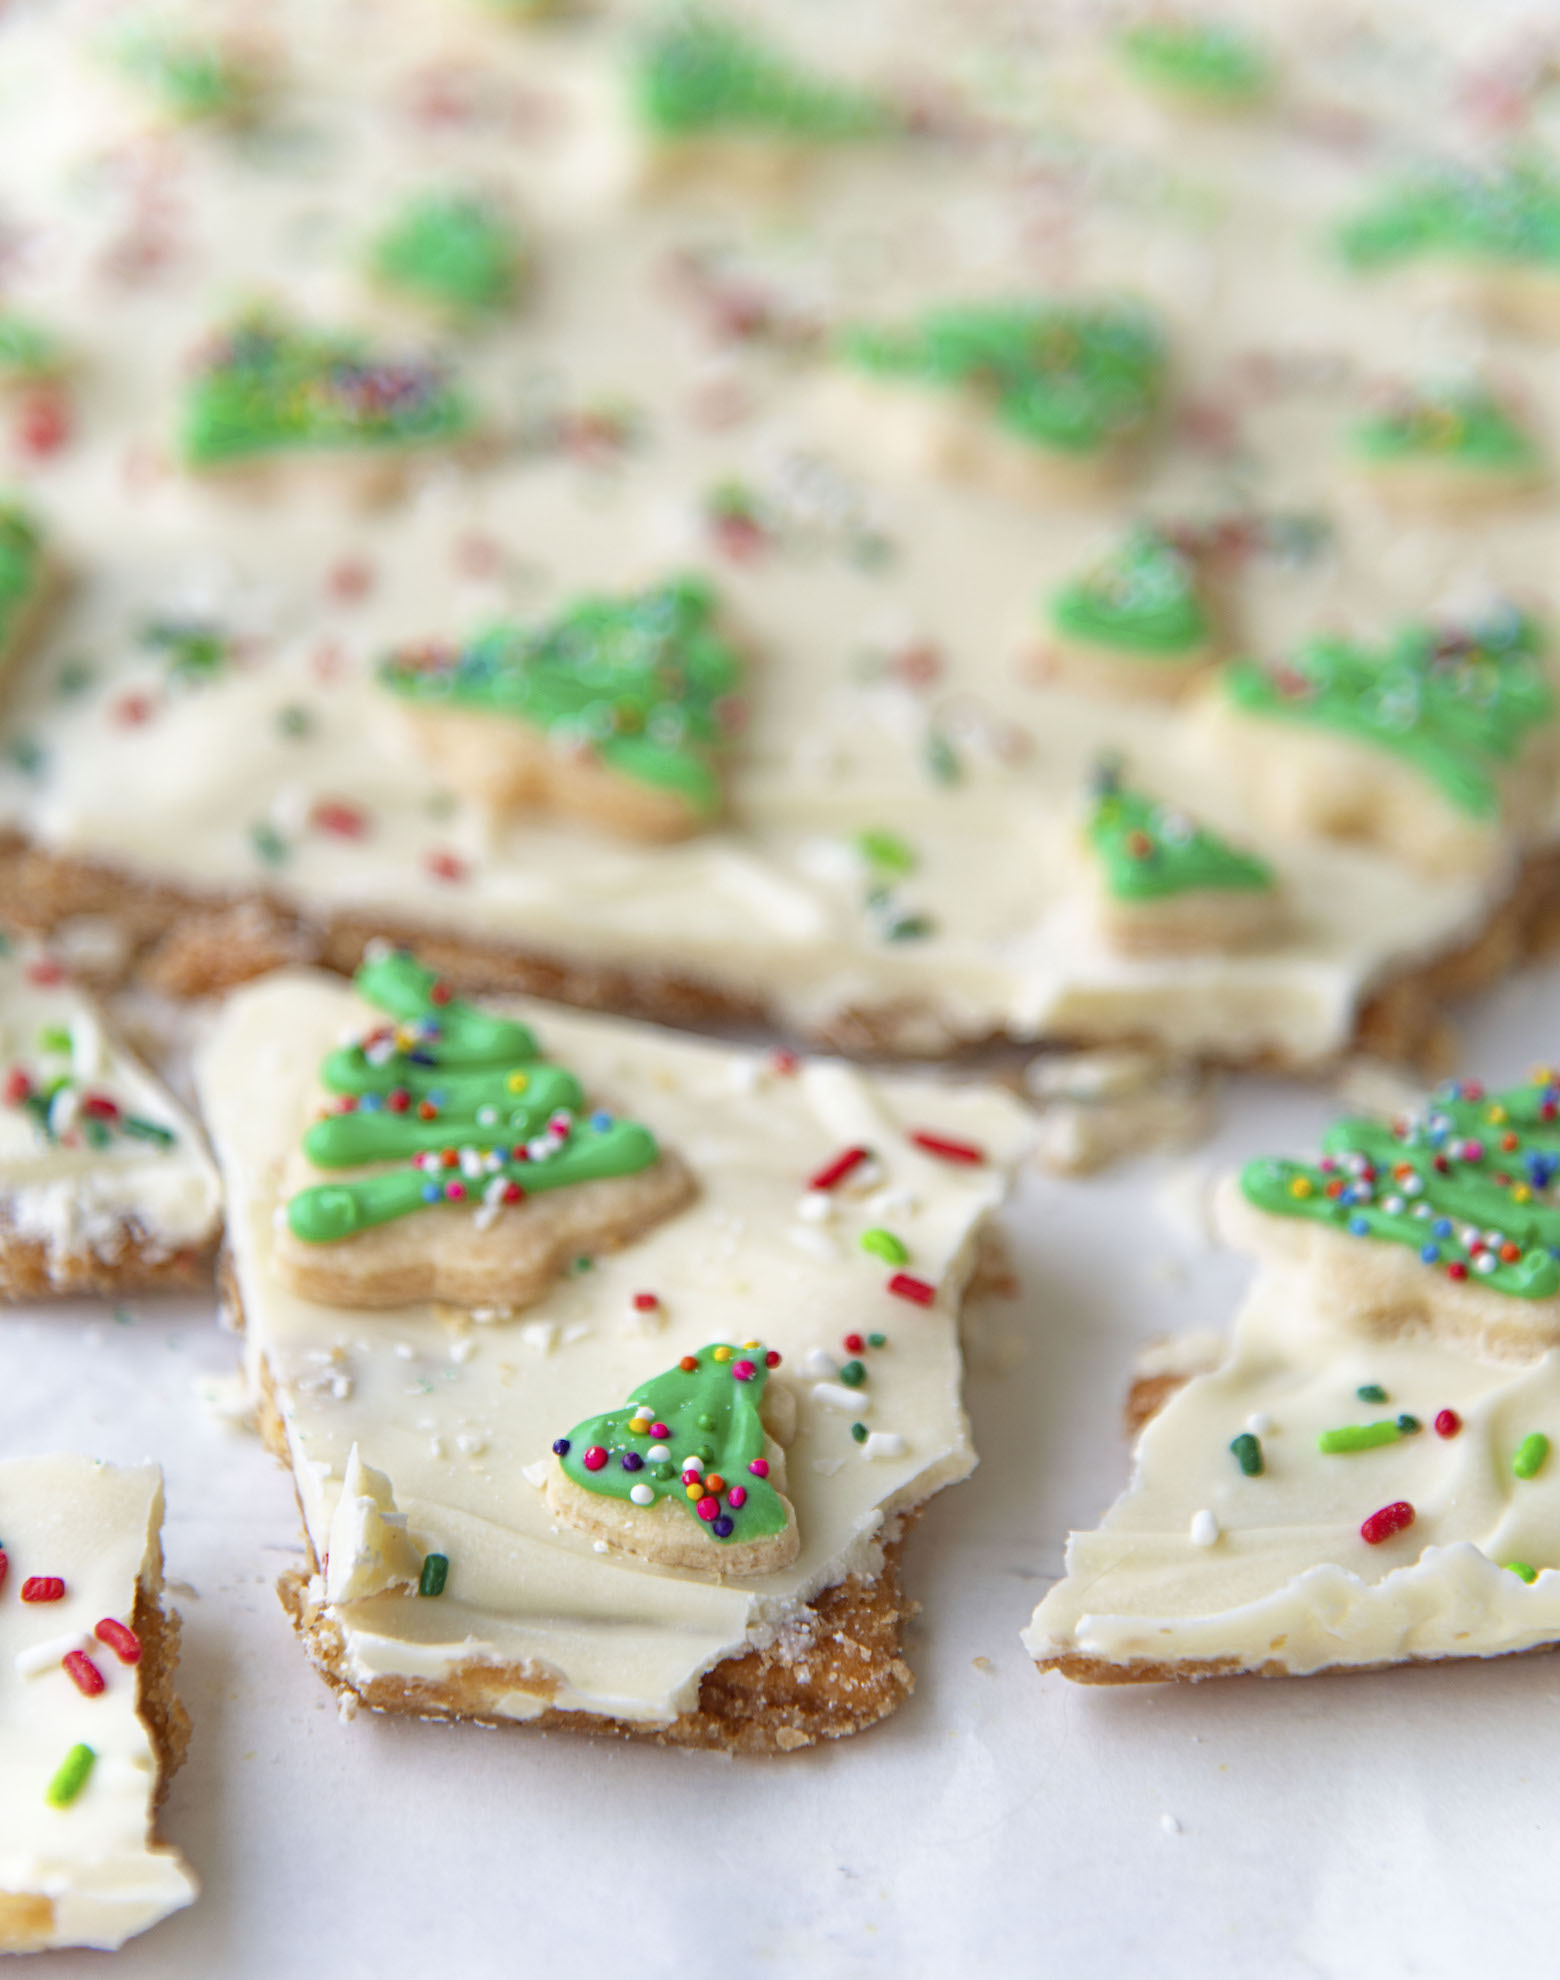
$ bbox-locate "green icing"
[1240,1072,1560,1301]
[1117,20,1271,104]
[0,314,63,387]
[1087,764,1272,901]
[118,31,260,121]
[1049,527,1208,655]
[0,506,43,652]
[635,11,895,140]
[182,311,471,469]
[284,950,660,1244]
[371,192,526,319]
[555,1341,788,1546]
[1338,154,1560,273]
[839,299,1167,457]
[1221,603,1552,818]
[1352,383,1540,472]
[378,576,743,820]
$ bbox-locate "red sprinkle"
[311,799,369,839]
[94,1618,142,1665]
[1434,1409,1462,1439]
[327,556,376,602]
[1361,1500,1415,1546]
[81,1095,120,1120]
[3,1069,30,1105]
[582,1446,608,1472]
[425,850,468,885]
[728,1485,747,1509]
[632,1292,660,1312]
[387,1089,411,1113]
[696,1495,719,1521]
[909,1129,986,1165]
[807,1145,871,1193]
[21,1577,65,1603]
[1446,1261,1469,1282]
[732,1359,756,1381]
[679,1355,699,1373]
[16,388,71,459]
[887,1272,937,1307]
[0,1549,7,1592]
[769,1049,800,1076]
[764,1349,781,1368]
[112,691,155,727]
[844,1333,865,1354]
[748,1459,770,1479]
[25,958,63,988]
[62,1651,105,1698]
[430,982,453,1006]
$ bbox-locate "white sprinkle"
[455,1432,488,1457]
[813,1382,871,1415]
[1161,1814,1182,1837]
[518,1320,558,1354]
[646,1444,671,1462]
[1189,1509,1220,1548]
[726,1059,761,1094]
[429,1437,447,1460]
[796,1191,834,1224]
[394,1342,416,1360]
[804,1347,840,1379]
[861,1431,906,1460]
[787,1225,839,1262]
[15,1632,89,1678]
[630,1483,655,1506]
[562,1323,593,1346]
[1245,1411,1272,1436]
[681,1454,704,1474]
[449,1338,476,1365]
[520,1459,550,1488]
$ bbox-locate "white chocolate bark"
[197,971,1031,1725]
[1026,1232,1560,1676]
[0,1456,195,1951]
[0,5,1555,1061]
[0,943,221,1272]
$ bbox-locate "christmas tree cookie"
[378,575,747,841]
[369,191,530,325]
[1027,1079,1560,1683]
[180,309,474,501]
[545,1341,800,1575]
[1338,154,1560,334]
[1200,603,1557,876]
[271,949,694,1310]
[1084,764,1280,957]
[114,25,269,126]
[1350,381,1545,513]
[0,938,221,1301]
[631,10,899,188]
[1040,527,1219,697]
[1115,18,1273,114]
[0,1456,196,1950]
[832,298,1168,501]
[0,505,61,685]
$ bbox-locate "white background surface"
[12,962,1560,1979]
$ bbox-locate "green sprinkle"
[856,829,916,876]
[868,1332,887,1349]
[1229,1432,1263,1476]
[573,1255,594,1274]
[250,822,289,867]
[1356,1383,1388,1404]
[37,1026,71,1055]
[924,730,961,786]
[1504,1560,1538,1584]
[851,1421,869,1444]
[418,1552,449,1597]
[1514,1432,1550,1480]
[56,658,95,699]
[860,1228,909,1265]
[1397,1413,1421,1435]
[1318,1420,1403,1454]
[121,1115,175,1148]
[6,736,44,777]
[46,1744,95,1809]
[276,704,313,740]
[881,912,934,943]
[838,1359,867,1388]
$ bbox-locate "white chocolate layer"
[198,971,1031,1724]
[0,4,1556,1060]
[0,1456,195,1951]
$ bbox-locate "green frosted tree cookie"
[116,28,266,123]
[181,310,471,470]
[839,299,1167,459]
[370,192,528,321]
[1117,19,1272,109]
[1050,528,1209,656]
[1351,382,1540,475]
[635,10,896,142]
[1087,764,1273,903]
[1241,1072,1560,1302]
[1338,154,1560,274]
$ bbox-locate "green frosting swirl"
[0,313,63,387]
[839,299,1167,457]
[1087,766,1273,901]
[635,11,896,140]
[371,192,527,319]
[0,506,44,653]
[284,951,660,1244]
[182,310,472,469]
[555,1341,788,1547]
[1117,20,1271,104]
[1241,1073,1560,1301]
[1221,604,1552,818]
[1338,154,1560,273]
[117,30,260,121]
[1352,383,1540,471]
[1049,527,1208,655]
[378,576,744,820]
